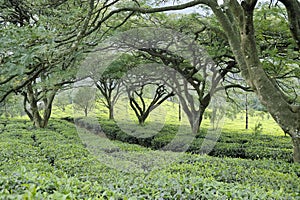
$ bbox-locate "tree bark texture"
[210,0,300,162]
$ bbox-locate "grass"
[222,111,284,136]
[52,98,285,136]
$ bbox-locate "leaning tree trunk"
[293,137,300,162]
[279,0,300,163]
[210,0,300,162]
[41,89,57,128]
[23,94,33,121]
[239,1,300,163]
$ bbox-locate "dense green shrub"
[210,142,245,158]
[94,118,294,162]
[2,119,298,199]
[151,132,175,149]
[244,147,293,162]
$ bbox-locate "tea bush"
[1,118,299,199]
[93,118,293,162]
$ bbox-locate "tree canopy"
[1,0,299,162]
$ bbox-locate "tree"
[84,0,300,162]
[22,81,57,128]
[73,87,95,117]
[0,94,23,118]
[117,27,236,133]
[21,68,77,128]
[122,64,175,125]
[206,0,300,162]
[127,83,174,125]
[54,90,72,112]
[95,77,121,120]
[91,54,135,120]
[0,0,88,127]
[1,0,299,161]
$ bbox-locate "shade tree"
[0,0,90,127]
[86,0,300,162]
[112,27,234,134]
[1,0,299,162]
[121,64,175,125]
[21,66,78,128]
[54,90,73,112]
[91,54,138,120]
[75,0,300,162]
[73,87,95,117]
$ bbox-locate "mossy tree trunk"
[293,137,300,163]
[209,0,300,162]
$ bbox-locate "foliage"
[0,0,86,101]
[0,0,90,128]
[91,53,141,120]
[254,3,299,105]
[0,94,23,118]
[74,114,293,162]
[73,87,96,117]
[252,121,263,136]
[53,90,72,112]
[0,119,299,199]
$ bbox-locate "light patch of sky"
[155,0,270,15]
[155,0,225,15]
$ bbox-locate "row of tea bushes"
[1,118,299,199]
[93,118,293,162]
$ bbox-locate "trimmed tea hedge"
[1,118,299,199]
[88,118,293,162]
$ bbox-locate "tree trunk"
[41,90,56,128]
[245,94,248,130]
[109,105,114,120]
[23,94,33,121]
[210,1,300,162]
[292,137,300,163]
[187,111,203,134]
[177,94,205,134]
[138,110,151,126]
[191,119,201,134]
[29,104,44,128]
[26,84,43,128]
[178,103,181,122]
[84,107,88,117]
[279,0,300,48]
[239,2,300,162]
[138,116,146,126]
[33,116,42,128]
[24,83,57,128]
[41,104,52,128]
